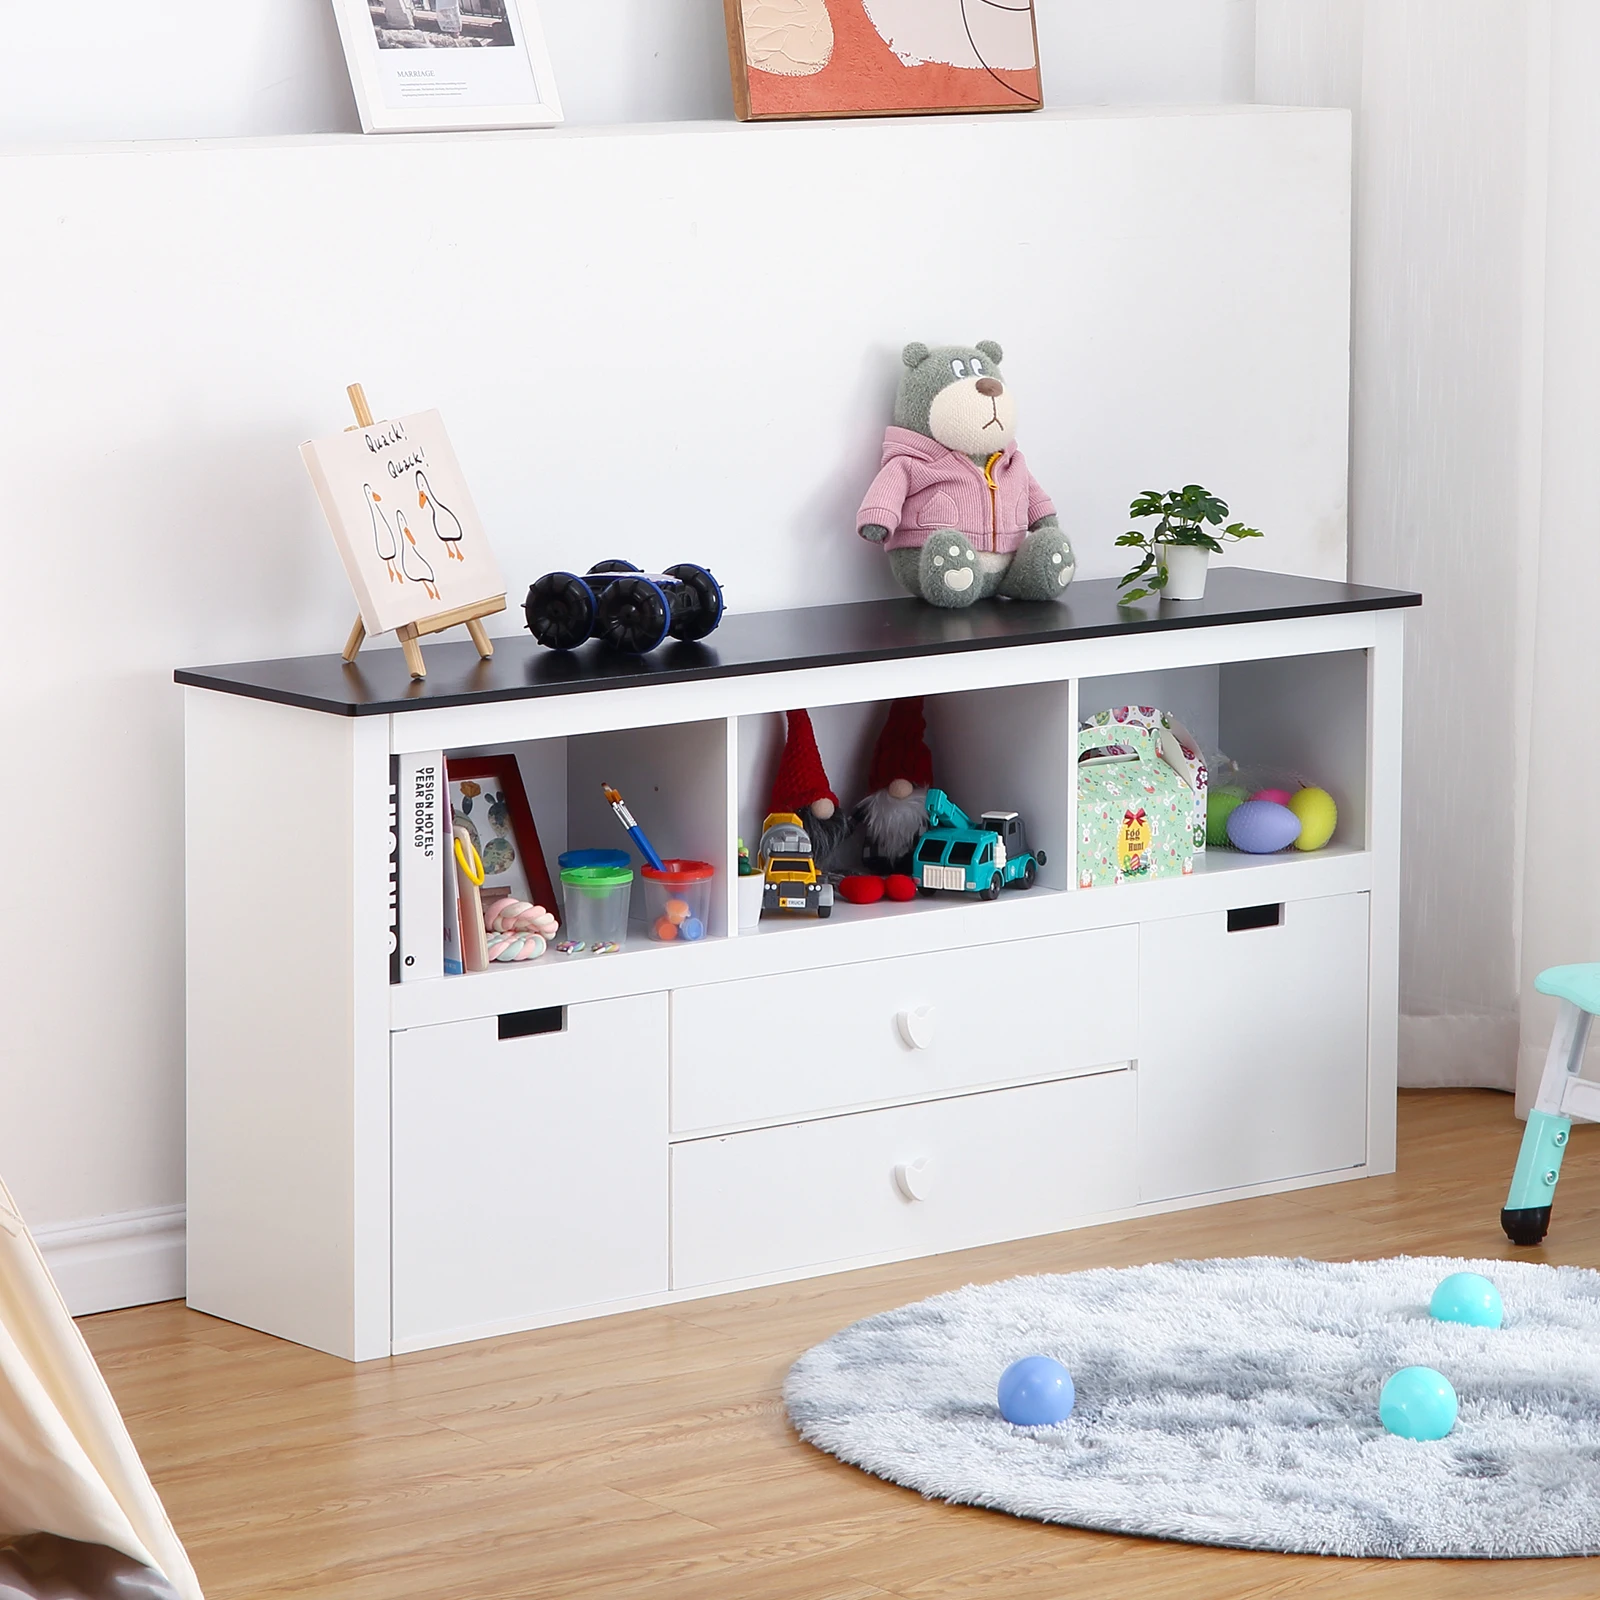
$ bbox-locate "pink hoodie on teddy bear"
[856,427,1057,556]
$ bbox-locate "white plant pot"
[1160,544,1211,601]
[737,872,766,931]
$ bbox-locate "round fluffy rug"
[783,1256,1600,1559]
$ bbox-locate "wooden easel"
[339,383,505,681]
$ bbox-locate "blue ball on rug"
[997,1355,1075,1426]
[1430,1271,1504,1329]
[1379,1365,1458,1440]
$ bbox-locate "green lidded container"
[558,863,633,951]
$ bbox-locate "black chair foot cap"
[1502,1205,1552,1246]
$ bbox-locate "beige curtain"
[1257,0,1551,1094]
[0,1179,201,1600]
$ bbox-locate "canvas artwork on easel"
[302,409,505,640]
[724,0,1042,120]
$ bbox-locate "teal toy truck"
[912,788,1046,901]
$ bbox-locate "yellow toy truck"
[757,811,834,918]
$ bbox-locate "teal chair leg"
[1503,998,1592,1244]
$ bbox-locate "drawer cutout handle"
[896,1006,936,1051]
[498,1006,566,1041]
[1227,903,1283,933]
[894,1158,933,1203]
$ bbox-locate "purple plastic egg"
[1226,799,1302,854]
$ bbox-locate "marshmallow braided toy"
[483,897,560,962]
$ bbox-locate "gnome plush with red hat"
[769,709,851,872]
[856,697,934,878]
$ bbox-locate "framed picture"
[446,755,558,917]
[723,0,1041,121]
[329,0,563,133]
[301,409,506,640]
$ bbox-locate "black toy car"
[523,560,725,654]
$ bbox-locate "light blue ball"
[1380,1366,1458,1440]
[997,1355,1075,1427]
[1430,1271,1504,1329]
[1225,799,1303,854]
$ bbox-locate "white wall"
[0,0,1256,144]
[0,102,1350,1315]
[0,2,1266,1314]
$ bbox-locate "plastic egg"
[1380,1366,1458,1440]
[1251,787,1295,806]
[997,1356,1076,1427]
[1226,799,1302,854]
[1430,1271,1504,1329]
[1206,785,1248,847]
[665,897,692,924]
[1289,786,1338,852]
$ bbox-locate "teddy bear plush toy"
[857,341,1076,608]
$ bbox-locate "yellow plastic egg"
[1289,786,1338,851]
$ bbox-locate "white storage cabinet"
[181,571,1415,1359]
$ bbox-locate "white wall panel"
[0,107,1348,1235]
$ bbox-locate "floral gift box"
[1076,716,1203,888]
[1082,705,1209,856]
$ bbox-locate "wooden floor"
[84,1090,1600,1599]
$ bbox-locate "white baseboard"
[34,1205,186,1318]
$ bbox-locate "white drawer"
[1138,892,1370,1202]
[671,1069,1136,1289]
[670,925,1137,1134]
[391,994,669,1350]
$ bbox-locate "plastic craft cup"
[559,863,633,952]
[640,859,715,942]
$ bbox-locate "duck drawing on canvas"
[417,469,465,561]
[396,508,441,601]
[365,484,403,583]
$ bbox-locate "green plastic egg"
[1288,786,1338,851]
[1206,785,1248,848]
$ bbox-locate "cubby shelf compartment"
[182,571,1417,1360]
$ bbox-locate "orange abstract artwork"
[724,0,1041,120]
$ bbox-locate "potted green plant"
[736,837,765,930]
[1115,485,1263,603]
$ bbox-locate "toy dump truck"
[912,788,1046,901]
[757,811,834,918]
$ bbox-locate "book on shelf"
[442,843,465,977]
[451,825,489,973]
[397,751,445,982]
[386,760,402,984]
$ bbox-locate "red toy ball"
[838,875,886,905]
[884,874,918,902]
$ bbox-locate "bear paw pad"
[944,565,975,593]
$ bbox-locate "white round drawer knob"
[896,1005,936,1050]
[894,1158,933,1202]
